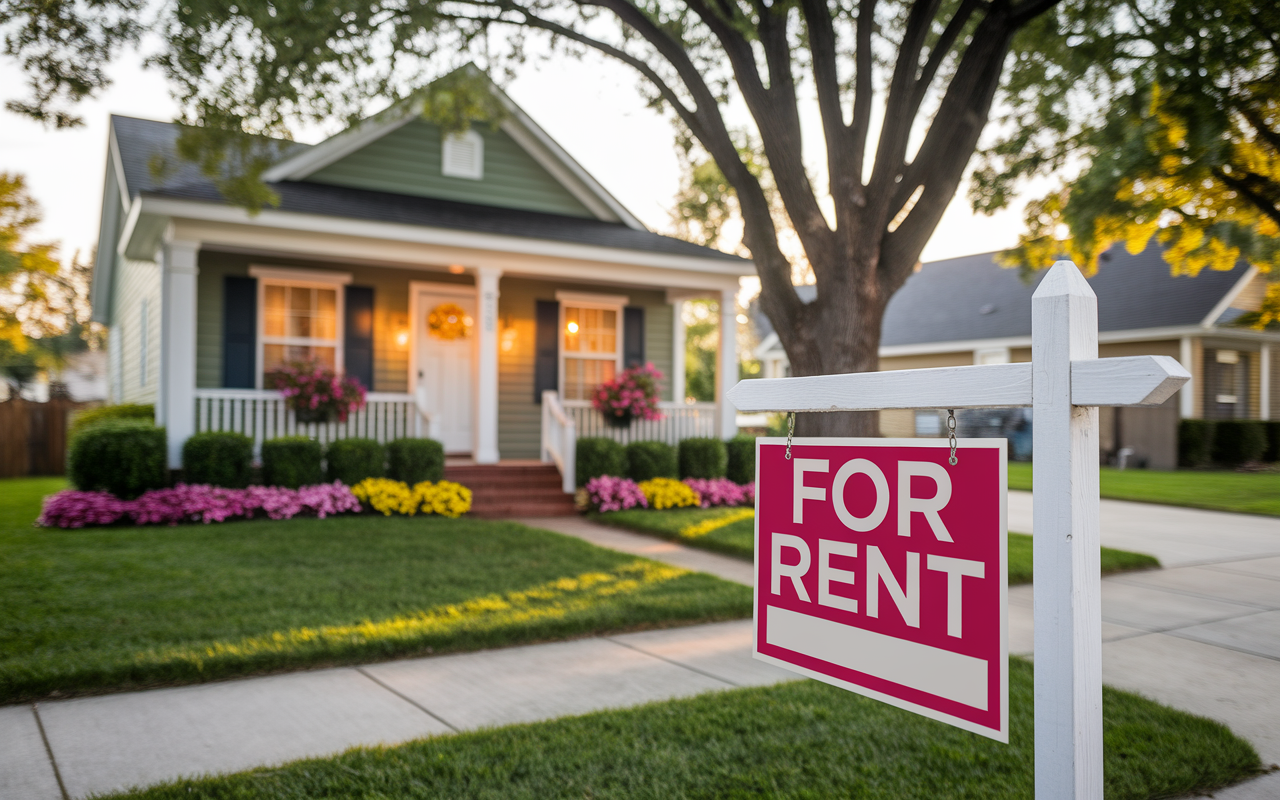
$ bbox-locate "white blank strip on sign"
[766,606,989,710]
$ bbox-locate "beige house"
[753,245,1278,469]
[90,78,752,496]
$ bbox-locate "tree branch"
[849,0,877,192]
[1214,167,1280,229]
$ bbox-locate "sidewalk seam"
[1103,577,1279,611]
[602,637,742,688]
[354,667,460,733]
[32,703,70,800]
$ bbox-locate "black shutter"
[623,306,645,368]
[534,299,560,402]
[222,276,257,388]
[344,285,375,390]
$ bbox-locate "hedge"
[1264,421,1280,463]
[725,434,756,485]
[1212,420,1267,466]
[68,421,167,498]
[1177,420,1215,468]
[326,438,386,485]
[69,403,154,440]
[261,436,324,488]
[387,438,445,484]
[679,437,728,479]
[576,437,627,487]
[625,441,678,482]
[182,431,253,488]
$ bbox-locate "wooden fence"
[0,397,88,477]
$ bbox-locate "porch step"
[445,463,577,519]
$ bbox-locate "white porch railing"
[541,390,577,494]
[194,388,434,458]
[564,399,719,444]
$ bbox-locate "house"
[90,74,752,497]
[753,244,1279,470]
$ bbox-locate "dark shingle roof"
[753,245,1249,346]
[111,115,747,264]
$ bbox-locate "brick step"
[456,480,566,493]
[468,500,578,519]
[466,490,576,505]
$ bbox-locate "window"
[442,130,484,180]
[557,293,626,401]
[250,267,350,386]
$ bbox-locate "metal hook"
[785,412,795,460]
[947,409,958,466]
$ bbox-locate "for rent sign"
[753,437,1008,741]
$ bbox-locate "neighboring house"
[753,243,1279,469]
[90,74,751,490]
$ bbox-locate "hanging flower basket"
[268,361,367,424]
[592,364,664,427]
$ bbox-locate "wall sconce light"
[448,264,466,275]
[395,329,409,349]
[501,327,518,353]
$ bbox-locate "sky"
[0,41,1043,278]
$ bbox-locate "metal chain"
[947,409,958,466]
[785,412,796,460]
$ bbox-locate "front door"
[414,286,475,454]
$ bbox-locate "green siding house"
[90,75,751,490]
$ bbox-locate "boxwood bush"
[576,437,626,487]
[261,436,323,488]
[69,403,154,440]
[625,440,677,482]
[68,420,167,498]
[1177,420,1215,468]
[326,438,386,484]
[182,431,253,488]
[1212,420,1266,466]
[387,438,445,484]
[725,434,756,485]
[1264,421,1280,463]
[679,437,728,479]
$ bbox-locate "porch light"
[448,264,466,274]
[566,321,579,334]
[395,329,409,349]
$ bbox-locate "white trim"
[554,290,630,307]
[1261,345,1271,421]
[108,124,132,208]
[255,272,347,389]
[130,197,752,278]
[672,299,687,402]
[248,265,353,284]
[1201,265,1261,327]
[262,106,419,182]
[1179,336,1195,419]
[475,267,501,463]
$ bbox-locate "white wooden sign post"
[728,262,1190,799]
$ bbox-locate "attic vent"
[442,130,484,180]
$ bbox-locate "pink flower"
[585,476,647,512]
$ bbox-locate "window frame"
[555,291,628,401]
[249,266,352,390]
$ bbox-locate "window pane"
[288,287,312,338]
[315,289,337,339]
[564,357,615,400]
[263,343,336,377]
[264,285,286,337]
[564,307,582,352]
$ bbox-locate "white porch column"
[160,238,200,468]
[671,299,686,403]
[475,266,502,463]
[717,287,738,438]
[1261,344,1271,421]
[1179,336,1195,418]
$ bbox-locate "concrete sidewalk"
[3,505,1278,799]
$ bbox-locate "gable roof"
[106,114,746,263]
[752,242,1256,350]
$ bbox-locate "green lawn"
[0,478,750,704]
[594,507,1160,582]
[1008,462,1280,516]
[108,660,1260,800]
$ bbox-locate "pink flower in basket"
[267,360,366,423]
[592,363,664,427]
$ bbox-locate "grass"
[107,660,1261,800]
[594,507,1161,583]
[1008,462,1280,516]
[0,478,751,704]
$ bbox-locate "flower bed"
[583,476,753,513]
[38,478,473,529]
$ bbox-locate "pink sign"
[753,437,1008,741]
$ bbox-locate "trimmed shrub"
[69,404,154,440]
[261,436,323,488]
[1264,421,1280,463]
[625,440,678,482]
[678,437,728,479]
[68,421,167,498]
[725,434,756,485]
[182,431,253,488]
[326,438,386,485]
[576,437,627,487]
[1212,420,1266,466]
[1178,420,1215,468]
[386,438,445,484]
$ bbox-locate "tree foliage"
[977,0,1280,288]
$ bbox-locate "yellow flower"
[679,508,754,539]
[352,478,472,517]
[637,477,700,510]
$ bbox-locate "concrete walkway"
[3,502,1278,798]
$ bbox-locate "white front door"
[414,287,475,454]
